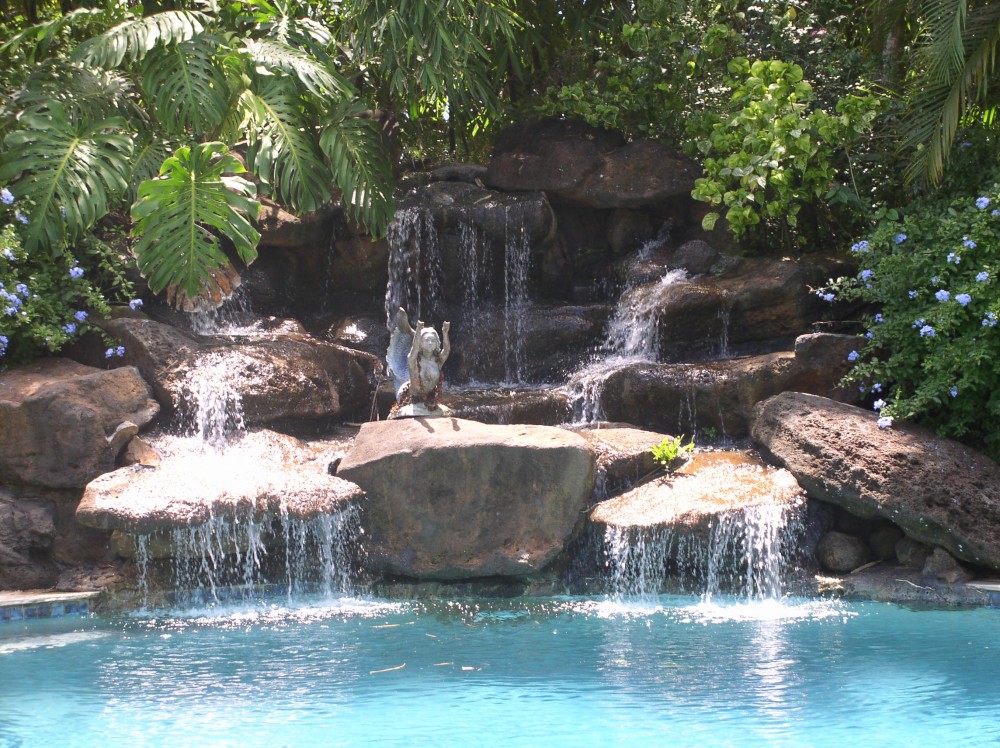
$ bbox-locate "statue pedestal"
[389,403,454,420]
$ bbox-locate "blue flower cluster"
[104,346,126,359]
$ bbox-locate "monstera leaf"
[140,34,231,138]
[131,142,260,307]
[72,10,209,68]
[0,103,133,253]
[320,101,395,235]
[243,77,332,213]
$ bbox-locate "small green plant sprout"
[650,435,696,470]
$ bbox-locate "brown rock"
[752,391,1000,570]
[574,425,668,487]
[0,489,58,589]
[0,359,160,489]
[102,317,380,427]
[337,418,597,580]
[896,536,932,567]
[590,451,804,534]
[122,436,161,467]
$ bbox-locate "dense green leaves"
[0,104,133,253]
[131,142,260,303]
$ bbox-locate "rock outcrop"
[0,359,159,489]
[590,451,804,534]
[485,118,699,209]
[76,430,363,534]
[337,417,597,580]
[752,392,1000,570]
[102,316,380,427]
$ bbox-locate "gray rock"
[0,359,159,489]
[896,536,932,567]
[869,525,905,561]
[753,391,1000,571]
[337,418,597,580]
[816,531,870,572]
[922,547,973,585]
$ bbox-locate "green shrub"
[823,189,1000,458]
[692,58,883,252]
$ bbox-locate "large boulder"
[337,417,597,580]
[76,430,363,534]
[0,359,160,489]
[485,118,698,209]
[752,392,1000,570]
[578,333,858,439]
[102,317,380,427]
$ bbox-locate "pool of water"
[1,595,997,747]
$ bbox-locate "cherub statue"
[386,307,451,418]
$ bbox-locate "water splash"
[566,263,688,422]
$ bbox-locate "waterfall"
[385,207,442,327]
[502,206,531,384]
[132,504,363,607]
[177,352,247,449]
[603,501,805,601]
[566,254,688,421]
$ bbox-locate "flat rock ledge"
[337,417,597,580]
[76,430,363,534]
[590,451,804,535]
[752,392,1000,571]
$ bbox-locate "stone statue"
[386,307,452,418]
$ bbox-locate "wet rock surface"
[76,430,363,534]
[0,359,159,489]
[102,316,380,427]
[338,417,597,580]
[753,392,1000,571]
[590,451,804,536]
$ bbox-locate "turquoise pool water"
[1,595,997,747]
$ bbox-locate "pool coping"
[0,590,102,623]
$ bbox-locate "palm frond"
[242,38,352,97]
[319,102,394,235]
[904,3,1000,183]
[72,10,210,69]
[140,35,231,138]
[243,77,332,213]
[0,104,133,254]
[131,142,260,305]
[919,0,968,82]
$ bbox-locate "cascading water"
[131,504,362,607]
[128,305,364,606]
[502,206,531,384]
[598,455,806,602]
[566,248,689,421]
[385,207,443,327]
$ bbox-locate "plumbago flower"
[827,187,1000,458]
